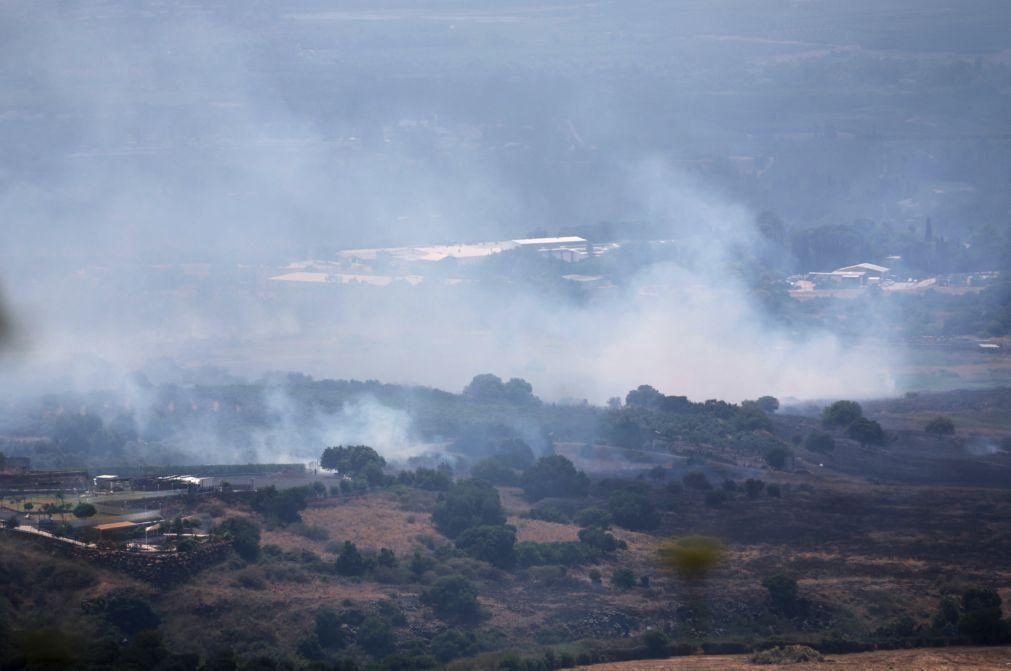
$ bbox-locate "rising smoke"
[0,1,900,457]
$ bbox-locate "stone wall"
[1,528,231,584]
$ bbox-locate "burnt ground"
[4,388,1011,664]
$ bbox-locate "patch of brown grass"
[509,516,579,543]
[264,492,438,555]
[575,646,1011,670]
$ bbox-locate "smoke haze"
[5,0,1008,409]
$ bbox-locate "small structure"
[94,474,130,492]
[90,520,143,540]
[808,263,891,288]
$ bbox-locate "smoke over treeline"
[3,1,1010,405]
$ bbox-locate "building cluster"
[268,236,622,286]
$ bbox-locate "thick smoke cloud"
[0,1,901,416]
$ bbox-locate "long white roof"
[512,236,586,245]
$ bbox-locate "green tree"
[744,479,765,498]
[625,384,664,409]
[358,616,394,657]
[608,490,660,531]
[314,608,347,649]
[431,479,506,539]
[420,575,480,621]
[642,629,670,657]
[521,455,589,501]
[959,588,1010,644]
[611,568,636,589]
[762,574,799,612]
[822,400,863,428]
[95,589,161,636]
[72,503,97,519]
[755,396,780,413]
[846,417,886,446]
[932,595,960,632]
[320,445,386,475]
[454,524,516,568]
[251,486,308,524]
[217,517,261,561]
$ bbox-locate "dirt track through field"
[575,646,1011,670]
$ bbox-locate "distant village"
[266,235,1002,302]
[0,457,322,550]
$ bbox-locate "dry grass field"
[574,646,1011,670]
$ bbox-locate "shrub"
[573,507,612,529]
[526,500,574,524]
[932,595,961,631]
[335,541,368,577]
[682,471,712,491]
[765,446,792,469]
[762,574,799,611]
[315,608,347,649]
[514,541,598,567]
[455,525,517,569]
[744,479,765,498]
[804,431,835,453]
[90,589,161,636]
[291,523,329,541]
[766,483,781,497]
[704,490,728,508]
[377,548,397,568]
[642,629,669,657]
[588,569,602,584]
[514,542,545,568]
[611,568,636,589]
[470,457,519,486]
[925,416,956,437]
[577,527,625,553]
[420,575,480,621]
[409,551,435,578]
[608,489,660,531]
[431,629,478,662]
[405,466,453,491]
[358,616,394,657]
[251,486,309,525]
